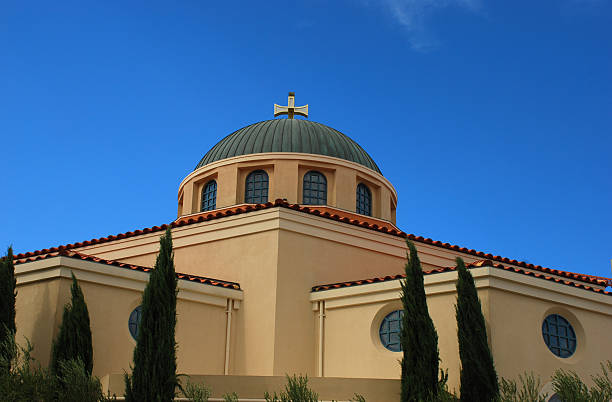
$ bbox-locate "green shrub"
[264,374,318,402]
[56,359,105,402]
[499,372,547,402]
[591,361,612,400]
[435,389,459,402]
[552,361,612,402]
[182,379,212,402]
[435,368,458,401]
[223,392,239,402]
[0,334,56,401]
[0,333,113,402]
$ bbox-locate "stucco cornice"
[310,267,612,316]
[15,256,243,308]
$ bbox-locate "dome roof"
[195,119,381,173]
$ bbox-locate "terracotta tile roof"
[311,260,612,296]
[13,250,240,290]
[13,199,612,288]
[293,205,400,231]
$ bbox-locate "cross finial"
[274,92,308,119]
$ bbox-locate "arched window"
[303,171,327,205]
[356,183,372,216]
[245,170,269,204]
[201,180,217,212]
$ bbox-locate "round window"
[379,310,403,352]
[542,314,576,358]
[128,305,143,340]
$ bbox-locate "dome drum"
[179,152,398,224]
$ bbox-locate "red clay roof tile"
[310,260,611,296]
[13,199,612,288]
[13,250,240,290]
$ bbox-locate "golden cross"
[274,92,308,119]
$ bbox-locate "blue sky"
[1,1,611,282]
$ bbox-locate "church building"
[12,94,612,401]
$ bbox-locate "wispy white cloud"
[372,0,483,51]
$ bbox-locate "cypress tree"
[455,257,499,402]
[400,240,439,401]
[125,227,178,402]
[51,272,93,375]
[0,246,17,366]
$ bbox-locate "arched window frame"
[302,171,327,205]
[201,180,217,212]
[356,183,372,216]
[245,170,269,204]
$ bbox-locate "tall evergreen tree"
[125,227,178,402]
[400,240,439,401]
[51,272,93,375]
[0,247,17,363]
[455,257,499,402]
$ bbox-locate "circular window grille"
[128,305,143,340]
[542,314,576,358]
[379,310,403,352]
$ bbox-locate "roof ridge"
[14,199,611,287]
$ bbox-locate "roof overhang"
[310,266,612,315]
[15,254,243,308]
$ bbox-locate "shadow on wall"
[29,283,53,366]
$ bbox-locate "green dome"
[195,119,381,174]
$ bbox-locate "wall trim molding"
[310,267,612,315]
[16,256,243,308]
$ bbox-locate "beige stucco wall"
[75,279,229,377]
[13,205,607,398]
[271,227,409,377]
[14,258,237,379]
[488,287,612,385]
[75,208,413,377]
[74,208,454,377]
[317,291,461,385]
[316,280,461,391]
[15,278,68,368]
[77,213,281,376]
[313,267,612,394]
[101,373,400,401]
[69,207,606,381]
[177,153,398,223]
